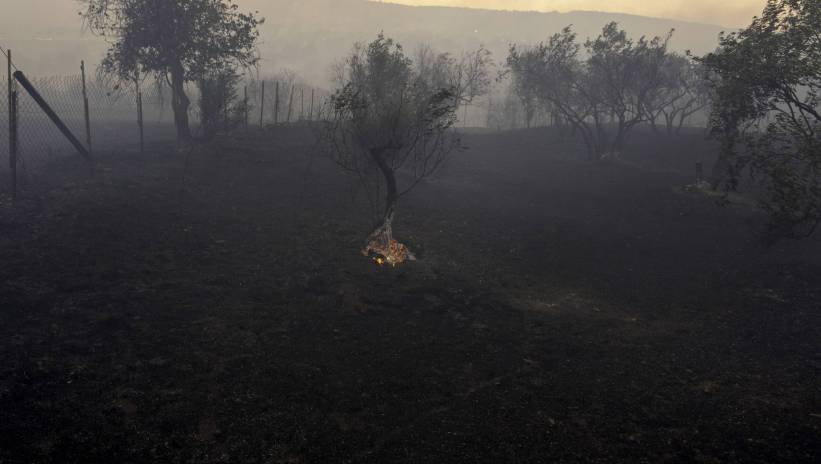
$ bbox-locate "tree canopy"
[700,0,821,237]
[325,34,464,264]
[506,23,673,160]
[81,0,263,141]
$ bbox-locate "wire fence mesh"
[1,72,184,192]
[245,77,333,127]
[1,64,332,195]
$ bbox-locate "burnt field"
[0,127,819,463]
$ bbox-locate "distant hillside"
[2,0,730,84]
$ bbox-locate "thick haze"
[2,0,735,84]
[389,0,767,27]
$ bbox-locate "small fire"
[365,238,415,267]
[363,237,415,267]
[362,213,416,267]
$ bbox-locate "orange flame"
[364,238,415,267]
[362,214,415,267]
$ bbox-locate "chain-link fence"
[1,53,334,196]
[244,77,333,127]
[1,71,187,192]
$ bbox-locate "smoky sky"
[386,0,766,26]
[0,0,745,77]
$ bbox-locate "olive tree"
[415,45,494,125]
[700,0,821,237]
[324,34,461,265]
[81,0,262,143]
[506,47,543,129]
[643,54,711,135]
[507,27,601,157]
[585,23,672,157]
[507,23,672,160]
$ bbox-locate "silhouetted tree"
[586,23,672,156]
[701,0,821,238]
[199,67,242,138]
[81,0,262,143]
[507,23,672,160]
[643,54,711,134]
[506,47,543,129]
[415,44,494,125]
[325,34,460,264]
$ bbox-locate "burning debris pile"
[361,215,416,266]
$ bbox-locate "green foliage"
[700,0,821,237]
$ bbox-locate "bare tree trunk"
[592,113,609,160]
[170,61,192,143]
[675,112,688,134]
[362,149,415,264]
[647,113,660,134]
[711,126,739,191]
[665,112,676,135]
[575,120,600,161]
[525,105,533,129]
[373,153,398,228]
[609,118,628,159]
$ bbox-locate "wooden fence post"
[80,60,92,154]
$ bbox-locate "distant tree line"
[75,0,820,242]
[504,23,710,160]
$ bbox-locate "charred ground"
[0,127,819,463]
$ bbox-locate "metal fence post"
[10,91,17,200]
[8,50,17,199]
[259,80,265,127]
[274,81,279,126]
[136,79,144,155]
[13,71,91,160]
[81,61,92,154]
[287,84,294,124]
[223,83,229,129]
[309,89,315,122]
[243,85,248,130]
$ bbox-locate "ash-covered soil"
[1,127,819,463]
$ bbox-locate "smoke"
[385,0,766,27]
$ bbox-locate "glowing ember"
[362,215,416,267]
[364,238,415,266]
